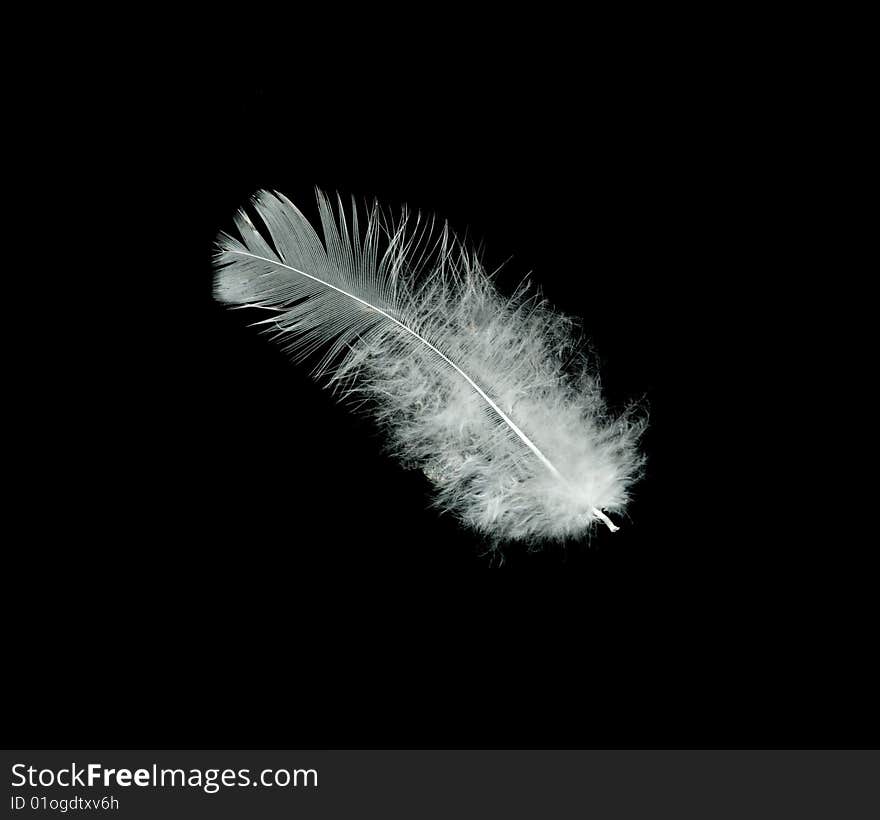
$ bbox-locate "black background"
[9,21,874,750]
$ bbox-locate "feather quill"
[214,190,645,544]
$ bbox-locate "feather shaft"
[228,249,569,480]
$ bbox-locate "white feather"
[214,189,645,544]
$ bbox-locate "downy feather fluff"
[214,190,645,544]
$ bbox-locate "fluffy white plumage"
[214,189,645,544]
